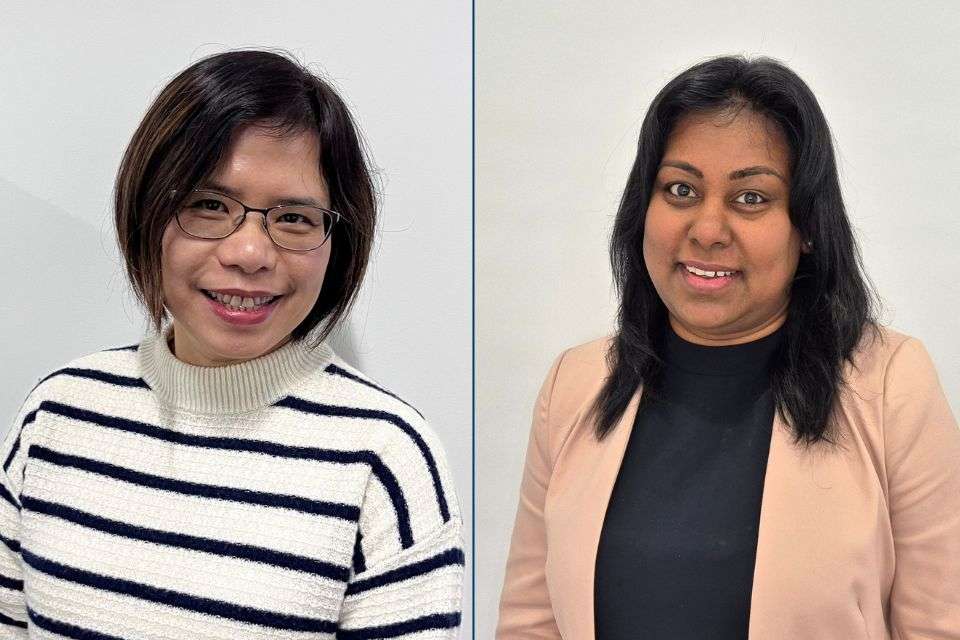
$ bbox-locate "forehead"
[209,125,327,199]
[662,108,790,176]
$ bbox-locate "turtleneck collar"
[663,324,784,377]
[138,324,334,414]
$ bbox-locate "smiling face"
[160,125,332,366]
[642,108,805,346]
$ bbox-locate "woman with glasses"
[0,50,462,639]
[496,56,960,639]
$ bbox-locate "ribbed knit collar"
[139,324,334,414]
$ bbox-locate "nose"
[215,212,278,274]
[687,197,732,249]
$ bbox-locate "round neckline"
[139,324,333,414]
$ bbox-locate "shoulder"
[285,352,427,430]
[286,355,461,557]
[539,336,612,419]
[15,342,147,416]
[843,325,936,397]
[282,352,459,514]
[3,341,147,470]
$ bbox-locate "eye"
[187,198,229,212]
[734,191,767,206]
[276,212,316,226]
[666,182,697,198]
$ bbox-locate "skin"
[643,107,809,346]
[160,125,332,366]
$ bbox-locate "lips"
[202,289,280,311]
[202,289,281,326]
[677,263,738,292]
[680,260,739,276]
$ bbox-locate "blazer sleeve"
[496,353,565,639]
[883,338,960,639]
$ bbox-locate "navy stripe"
[345,547,464,596]
[3,408,37,473]
[29,446,359,522]
[2,429,23,472]
[22,496,350,582]
[325,364,424,418]
[0,533,20,553]
[104,344,138,352]
[27,608,126,640]
[337,612,461,639]
[36,367,149,390]
[0,573,23,591]
[0,482,20,511]
[22,549,337,633]
[33,400,410,545]
[0,610,27,629]
[274,397,451,523]
[352,531,366,574]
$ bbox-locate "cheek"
[747,225,801,288]
[642,206,677,269]
[294,245,333,294]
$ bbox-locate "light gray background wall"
[477,1,960,636]
[0,1,472,635]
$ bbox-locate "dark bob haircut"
[115,49,376,345]
[594,55,878,445]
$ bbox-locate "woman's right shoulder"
[9,342,146,433]
[534,337,613,447]
[544,336,612,401]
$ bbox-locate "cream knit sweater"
[0,328,463,639]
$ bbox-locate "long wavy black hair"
[593,55,879,444]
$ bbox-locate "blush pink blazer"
[496,327,960,639]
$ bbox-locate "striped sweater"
[0,328,463,639]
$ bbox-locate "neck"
[668,303,789,347]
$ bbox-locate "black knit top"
[594,325,783,639]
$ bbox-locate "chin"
[200,331,284,364]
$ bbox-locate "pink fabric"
[497,328,960,639]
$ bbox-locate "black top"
[594,326,783,640]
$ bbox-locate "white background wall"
[477,1,960,636]
[0,1,472,635]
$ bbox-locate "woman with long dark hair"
[497,56,960,639]
[0,50,462,638]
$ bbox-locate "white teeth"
[685,265,735,278]
[229,295,241,307]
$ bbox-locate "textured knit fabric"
[0,327,463,639]
[595,327,781,639]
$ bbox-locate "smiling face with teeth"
[642,108,806,346]
[160,125,332,366]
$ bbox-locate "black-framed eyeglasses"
[171,189,340,252]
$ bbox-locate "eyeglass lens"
[177,190,334,251]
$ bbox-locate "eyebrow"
[200,181,325,207]
[659,161,786,183]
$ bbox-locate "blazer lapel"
[546,389,641,639]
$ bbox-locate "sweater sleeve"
[883,338,960,639]
[496,354,564,639]
[337,415,463,639]
[0,394,39,637]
